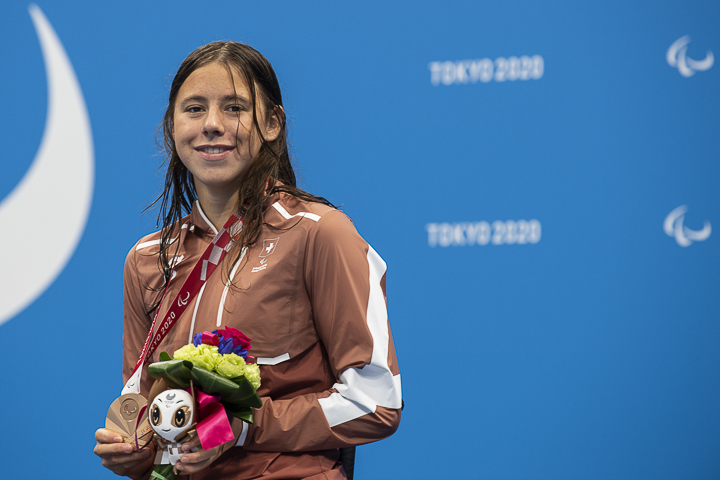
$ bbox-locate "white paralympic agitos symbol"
[664,205,711,247]
[0,5,95,327]
[667,35,714,77]
[178,292,190,307]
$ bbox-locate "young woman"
[94,42,402,480]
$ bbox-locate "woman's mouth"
[197,145,234,154]
[195,145,235,160]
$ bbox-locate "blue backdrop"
[1,1,718,478]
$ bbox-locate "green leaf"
[191,367,263,408]
[227,377,263,408]
[150,463,176,480]
[224,405,254,424]
[220,375,260,404]
[148,360,193,389]
[191,366,238,395]
[159,351,172,362]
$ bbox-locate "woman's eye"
[186,106,203,113]
[228,104,244,113]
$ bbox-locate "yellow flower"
[216,353,247,379]
[173,343,221,371]
[173,344,196,361]
[244,363,261,390]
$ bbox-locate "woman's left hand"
[174,435,235,475]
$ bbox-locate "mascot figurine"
[148,389,197,480]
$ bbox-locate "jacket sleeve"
[242,210,402,451]
[121,244,155,392]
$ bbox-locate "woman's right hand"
[94,428,154,478]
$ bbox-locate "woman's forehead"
[178,62,253,100]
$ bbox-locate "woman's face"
[172,62,280,200]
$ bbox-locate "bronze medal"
[105,393,153,449]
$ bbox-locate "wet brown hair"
[149,41,332,282]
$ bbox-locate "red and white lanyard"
[122,214,243,395]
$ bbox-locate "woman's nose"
[202,107,225,136]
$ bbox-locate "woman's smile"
[195,144,236,160]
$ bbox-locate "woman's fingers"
[94,441,133,457]
[180,434,202,452]
[175,445,223,474]
[95,428,124,444]
[94,427,153,473]
[94,428,134,458]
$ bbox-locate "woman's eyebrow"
[178,94,251,105]
[222,94,251,104]
[177,95,207,106]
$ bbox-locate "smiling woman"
[93,42,402,480]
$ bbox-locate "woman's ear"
[263,105,284,142]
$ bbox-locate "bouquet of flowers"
[147,326,262,452]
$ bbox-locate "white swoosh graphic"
[666,35,690,67]
[663,205,687,236]
[0,5,94,326]
[686,50,714,71]
[667,35,714,77]
[673,214,692,247]
[676,46,695,78]
[664,205,712,247]
[684,221,712,241]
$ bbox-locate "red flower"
[201,331,220,346]
[217,327,251,351]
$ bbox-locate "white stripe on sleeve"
[272,202,321,222]
[318,246,403,427]
[235,420,249,446]
[257,353,291,365]
[135,224,188,251]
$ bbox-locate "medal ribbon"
[122,214,243,394]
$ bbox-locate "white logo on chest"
[253,238,280,272]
